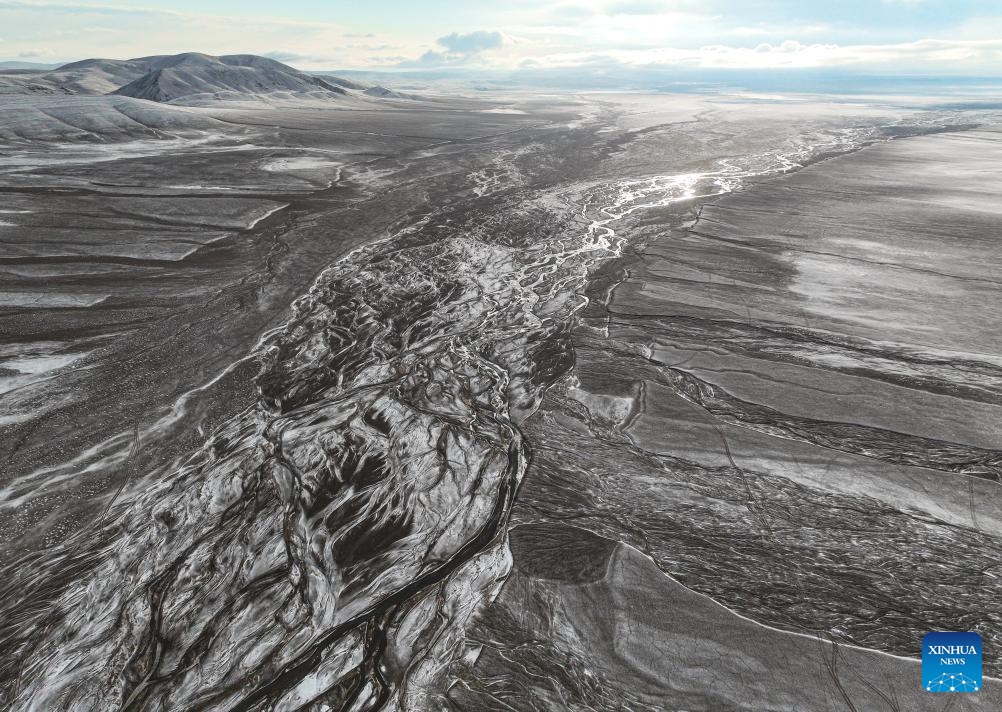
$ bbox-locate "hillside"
[38,58,150,94]
[0,53,361,102]
[114,53,345,102]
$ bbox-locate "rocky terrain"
[0,56,999,710]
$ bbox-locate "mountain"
[0,61,61,70]
[0,53,370,103]
[363,86,418,100]
[38,58,150,94]
[313,74,368,91]
[112,53,346,102]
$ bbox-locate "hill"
[38,58,150,94]
[113,53,346,102]
[363,86,419,100]
[313,74,368,91]
[0,61,61,70]
[0,53,364,103]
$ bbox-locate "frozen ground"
[0,79,999,710]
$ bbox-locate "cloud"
[398,29,506,67]
[405,50,445,66]
[3,0,1002,74]
[606,1,669,15]
[0,1,167,17]
[0,0,396,69]
[437,30,503,54]
[728,23,832,38]
[527,37,1002,72]
[548,4,596,21]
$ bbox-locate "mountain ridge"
[112,53,347,102]
[0,52,368,103]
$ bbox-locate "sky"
[2,0,1002,75]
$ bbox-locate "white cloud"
[398,29,507,67]
[728,23,833,38]
[437,30,504,54]
[0,1,414,68]
[528,37,1002,72]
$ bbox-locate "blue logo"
[923,632,982,692]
